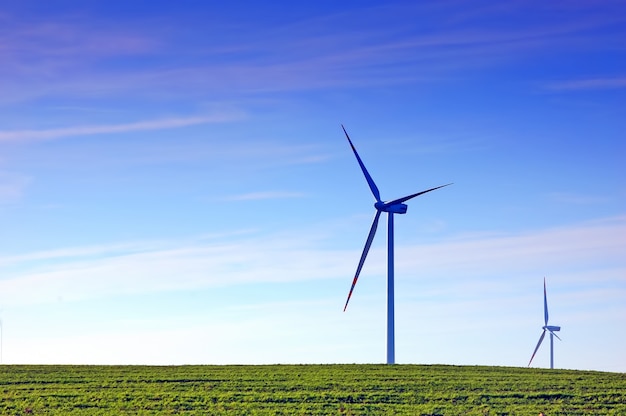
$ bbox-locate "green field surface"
[0,364,624,415]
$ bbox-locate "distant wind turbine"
[341,125,451,364]
[528,277,562,369]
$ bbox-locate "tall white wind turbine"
[528,277,562,369]
[341,125,451,364]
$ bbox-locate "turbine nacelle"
[375,201,408,214]
[544,325,561,332]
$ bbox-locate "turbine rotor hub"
[375,201,408,214]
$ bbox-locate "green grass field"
[1,364,624,415]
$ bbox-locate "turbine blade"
[550,330,562,341]
[528,330,546,367]
[342,125,382,203]
[344,210,381,311]
[543,277,548,325]
[386,183,452,206]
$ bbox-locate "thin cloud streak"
[546,192,611,205]
[221,191,307,201]
[0,112,243,143]
[0,19,157,60]
[544,76,626,91]
[0,172,31,204]
[398,216,626,273]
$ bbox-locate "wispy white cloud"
[0,112,243,143]
[545,76,626,91]
[220,191,307,201]
[0,172,31,204]
[0,233,347,307]
[1,216,624,308]
[1,216,624,368]
[131,22,605,95]
[546,192,611,205]
[396,216,626,283]
[0,240,165,268]
[2,3,623,102]
[0,18,157,64]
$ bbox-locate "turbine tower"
[528,277,562,369]
[341,125,451,364]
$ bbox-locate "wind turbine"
[528,277,561,369]
[341,125,451,364]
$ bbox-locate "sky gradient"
[0,1,624,371]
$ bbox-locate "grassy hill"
[1,364,624,415]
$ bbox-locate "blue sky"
[0,1,624,371]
